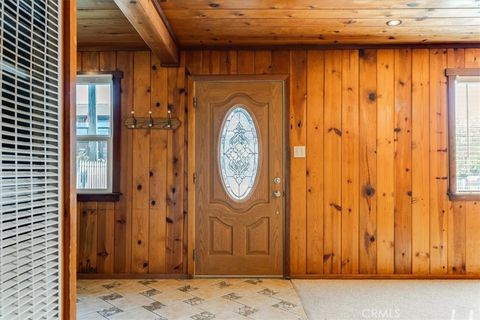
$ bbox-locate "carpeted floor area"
[293,279,480,320]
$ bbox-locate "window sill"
[448,192,480,201]
[77,192,121,202]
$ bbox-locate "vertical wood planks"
[323,50,343,274]
[447,48,466,274]
[76,202,81,272]
[219,50,237,74]
[237,50,255,74]
[376,49,395,274]
[77,47,480,278]
[289,50,307,275]
[99,51,116,71]
[115,51,134,273]
[306,50,324,274]
[466,201,480,273]
[131,51,151,273]
[429,48,448,274]
[271,50,291,74]
[465,48,480,66]
[200,50,212,74]
[254,50,272,74]
[450,202,466,273]
[148,55,168,273]
[186,50,202,75]
[359,49,378,274]
[78,202,98,273]
[340,50,359,274]
[77,52,82,72]
[465,48,480,273]
[81,52,99,72]
[96,202,115,273]
[411,49,431,274]
[393,49,412,274]
[220,49,231,72]
[166,66,186,273]
[210,51,221,74]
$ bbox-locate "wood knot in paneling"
[363,184,376,198]
[328,127,342,137]
[97,251,109,257]
[329,203,342,211]
[323,253,333,262]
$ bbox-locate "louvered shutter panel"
[0,0,62,319]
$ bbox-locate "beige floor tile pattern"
[77,278,308,320]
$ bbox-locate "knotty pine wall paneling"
[306,50,324,275]
[340,50,360,274]
[411,49,431,274]
[358,49,377,274]
[464,49,480,273]
[77,51,186,275]
[184,48,480,277]
[429,49,449,274]
[289,50,307,275]
[77,47,480,277]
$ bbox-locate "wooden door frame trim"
[62,0,77,318]
[187,74,290,278]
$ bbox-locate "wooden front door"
[194,78,285,275]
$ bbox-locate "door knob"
[273,190,281,198]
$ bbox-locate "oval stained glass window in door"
[219,106,260,200]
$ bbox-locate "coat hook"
[167,108,172,128]
[148,110,154,128]
[130,110,137,128]
[124,107,180,130]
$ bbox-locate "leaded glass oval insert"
[219,106,259,200]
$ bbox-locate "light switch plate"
[293,146,306,158]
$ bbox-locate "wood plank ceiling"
[158,0,480,47]
[77,0,148,50]
[78,0,480,50]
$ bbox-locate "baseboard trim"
[77,273,480,280]
[77,273,190,280]
[290,273,480,279]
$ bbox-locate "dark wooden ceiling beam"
[113,0,178,65]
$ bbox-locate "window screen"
[0,0,62,318]
[76,75,113,193]
[448,70,480,199]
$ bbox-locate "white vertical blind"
[0,0,62,319]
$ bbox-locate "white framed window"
[76,74,114,194]
[447,68,480,200]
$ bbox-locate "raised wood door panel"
[195,79,284,275]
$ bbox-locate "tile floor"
[77,278,308,320]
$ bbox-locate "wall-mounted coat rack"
[124,109,180,130]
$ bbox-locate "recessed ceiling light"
[386,20,402,26]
